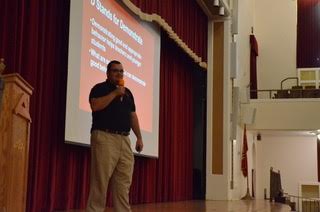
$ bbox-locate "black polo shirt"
[89,80,135,133]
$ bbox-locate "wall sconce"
[219,6,225,16]
[213,0,220,6]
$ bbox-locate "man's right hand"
[114,86,125,96]
[90,87,125,112]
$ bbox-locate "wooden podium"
[0,74,33,212]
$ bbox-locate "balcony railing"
[284,193,320,212]
[250,88,320,99]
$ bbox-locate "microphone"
[118,79,125,101]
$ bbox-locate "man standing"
[86,60,143,212]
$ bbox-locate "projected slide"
[66,0,160,157]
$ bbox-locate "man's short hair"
[107,60,121,73]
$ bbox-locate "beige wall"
[235,0,254,89]
[248,99,320,130]
[256,134,317,199]
[207,0,303,201]
[255,0,297,90]
[251,0,318,200]
[230,0,255,200]
[231,0,300,200]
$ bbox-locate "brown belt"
[103,129,129,136]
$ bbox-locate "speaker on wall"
[240,86,250,104]
[230,41,238,79]
[231,0,239,34]
[241,106,256,125]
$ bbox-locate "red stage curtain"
[130,0,208,63]
[130,32,195,204]
[0,0,207,211]
[297,0,320,68]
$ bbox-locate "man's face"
[107,63,124,84]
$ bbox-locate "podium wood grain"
[0,74,33,212]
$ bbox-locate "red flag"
[241,124,248,177]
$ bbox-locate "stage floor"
[58,200,291,211]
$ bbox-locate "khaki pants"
[86,130,134,212]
